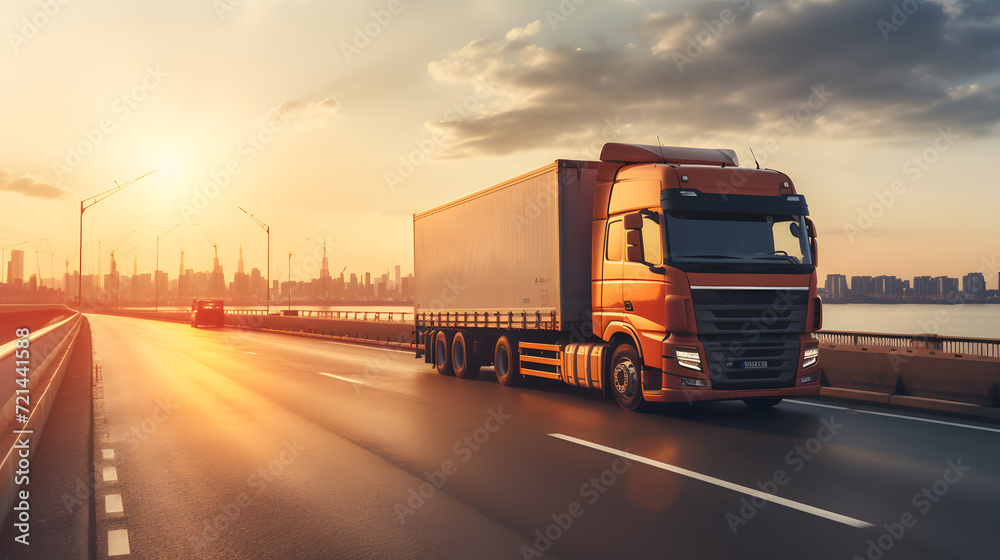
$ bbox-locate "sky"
[2,0,999,287]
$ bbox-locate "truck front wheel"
[452,332,480,379]
[494,336,520,387]
[610,344,644,411]
[435,331,455,376]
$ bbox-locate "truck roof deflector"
[600,143,739,167]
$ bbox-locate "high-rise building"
[850,276,874,296]
[233,243,250,299]
[913,276,941,297]
[7,249,24,284]
[178,250,190,298]
[107,250,120,299]
[962,272,986,301]
[210,244,225,297]
[394,265,401,291]
[824,274,848,300]
[250,267,263,300]
[939,276,959,295]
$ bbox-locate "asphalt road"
[85,314,1000,559]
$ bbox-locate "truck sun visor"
[662,190,809,215]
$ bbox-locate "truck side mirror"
[626,230,644,262]
[805,217,818,267]
[623,213,643,230]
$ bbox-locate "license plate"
[741,361,768,369]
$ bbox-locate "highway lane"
[86,314,1000,559]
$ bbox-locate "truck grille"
[691,289,808,335]
[700,334,800,389]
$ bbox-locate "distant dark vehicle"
[191,299,224,327]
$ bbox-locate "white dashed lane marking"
[108,529,130,555]
[105,494,123,514]
[102,448,115,460]
[103,466,118,482]
[549,433,875,530]
[319,372,365,385]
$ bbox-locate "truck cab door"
[598,218,625,336]
[622,213,667,363]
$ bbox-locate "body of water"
[822,303,1000,339]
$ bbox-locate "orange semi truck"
[413,143,821,410]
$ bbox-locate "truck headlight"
[676,347,702,372]
[803,345,819,368]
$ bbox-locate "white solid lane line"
[549,433,874,530]
[108,529,130,556]
[319,372,365,385]
[785,399,1000,434]
[103,466,118,482]
[105,494,123,514]
[102,448,115,460]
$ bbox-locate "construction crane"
[110,230,135,262]
[34,239,55,289]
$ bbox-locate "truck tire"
[610,344,644,411]
[743,397,782,408]
[435,330,455,376]
[494,336,520,387]
[452,332,480,379]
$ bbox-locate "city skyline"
[2,1,999,288]
[1,243,412,302]
[822,270,997,302]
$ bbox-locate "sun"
[156,150,188,183]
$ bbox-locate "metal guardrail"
[814,330,1000,358]
[0,312,83,529]
[205,309,413,323]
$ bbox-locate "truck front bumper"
[648,337,822,402]
[643,384,820,403]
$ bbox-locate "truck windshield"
[664,211,812,266]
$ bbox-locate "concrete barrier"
[0,311,84,529]
[819,343,1000,419]
[0,304,75,345]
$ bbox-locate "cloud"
[271,96,342,123]
[425,0,1000,157]
[0,169,68,200]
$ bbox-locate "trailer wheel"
[743,397,782,408]
[435,330,455,376]
[610,344,644,411]
[452,332,480,379]
[494,336,520,387]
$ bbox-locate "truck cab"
[593,143,822,408]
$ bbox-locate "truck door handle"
[624,301,633,312]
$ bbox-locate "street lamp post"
[239,207,270,315]
[78,171,156,310]
[288,237,310,310]
[155,223,180,313]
